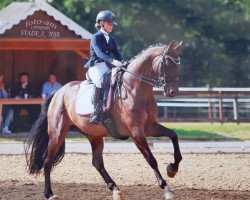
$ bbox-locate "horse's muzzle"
[164,89,177,98]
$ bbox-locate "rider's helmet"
[96,10,117,25]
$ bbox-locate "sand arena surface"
[0,153,249,200]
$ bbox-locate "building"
[0,0,92,92]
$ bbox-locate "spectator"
[0,74,13,134]
[41,72,62,98]
[11,72,38,131]
[11,71,35,99]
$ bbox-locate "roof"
[0,0,92,39]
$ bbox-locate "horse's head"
[153,41,182,98]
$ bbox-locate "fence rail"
[153,87,250,122]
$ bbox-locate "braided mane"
[129,43,165,62]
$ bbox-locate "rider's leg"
[90,86,103,124]
[88,62,110,124]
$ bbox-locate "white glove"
[122,60,128,66]
[111,60,123,67]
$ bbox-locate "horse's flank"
[52,81,110,137]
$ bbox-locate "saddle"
[76,68,128,140]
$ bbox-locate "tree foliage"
[1,0,250,87]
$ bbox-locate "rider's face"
[103,21,113,33]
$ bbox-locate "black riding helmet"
[96,10,117,25]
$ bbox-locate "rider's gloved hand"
[111,60,123,67]
[122,60,128,66]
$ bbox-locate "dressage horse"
[25,41,182,200]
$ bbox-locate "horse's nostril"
[170,90,175,96]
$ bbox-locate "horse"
[25,40,183,200]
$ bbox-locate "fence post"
[164,107,168,118]
[219,91,224,123]
[233,96,239,123]
[207,84,213,123]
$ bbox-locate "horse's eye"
[164,58,169,65]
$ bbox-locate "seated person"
[41,72,62,98]
[11,71,35,99]
[0,74,13,134]
[11,72,39,130]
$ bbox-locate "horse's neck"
[127,57,150,77]
[127,47,162,77]
[122,47,162,98]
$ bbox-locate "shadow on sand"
[0,181,249,200]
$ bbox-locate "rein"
[118,46,180,88]
[118,65,161,87]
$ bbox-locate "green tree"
[1,0,250,87]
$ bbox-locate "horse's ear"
[168,40,176,48]
[174,41,183,54]
[166,40,176,53]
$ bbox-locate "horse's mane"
[129,43,165,63]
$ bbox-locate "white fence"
[154,87,250,122]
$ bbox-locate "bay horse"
[25,41,183,200]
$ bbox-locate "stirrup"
[90,114,102,124]
[90,105,103,124]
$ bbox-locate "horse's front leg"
[146,122,182,178]
[88,136,125,200]
[131,127,174,200]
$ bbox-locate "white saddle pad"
[76,80,113,116]
[75,81,95,115]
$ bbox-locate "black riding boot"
[90,87,103,124]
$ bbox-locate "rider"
[85,10,125,124]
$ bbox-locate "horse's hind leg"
[88,136,125,200]
[44,138,60,199]
[44,116,70,199]
[146,122,182,178]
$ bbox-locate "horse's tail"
[25,93,65,175]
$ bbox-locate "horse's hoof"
[167,163,177,178]
[49,195,59,200]
[113,189,125,200]
[164,186,174,200]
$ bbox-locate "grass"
[0,123,250,142]
[161,122,250,141]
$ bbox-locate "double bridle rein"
[119,46,180,88]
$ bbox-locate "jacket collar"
[100,28,109,36]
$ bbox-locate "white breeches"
[88,62,110,88]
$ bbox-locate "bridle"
[118,46,180,88]
[155,46,180,87]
